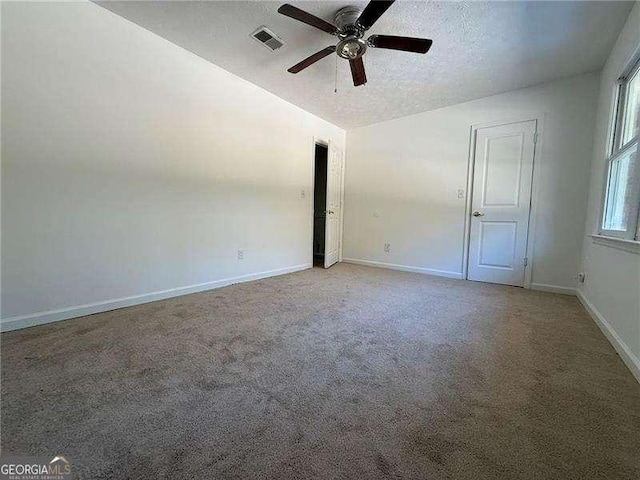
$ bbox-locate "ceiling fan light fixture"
[336,37,367,60]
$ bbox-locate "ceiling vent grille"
[251,26,284,51]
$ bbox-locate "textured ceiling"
[95,1,633,129]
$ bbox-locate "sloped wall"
[1,1,345,329]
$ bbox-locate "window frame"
[600,54,640,241]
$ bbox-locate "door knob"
[472,211,484,217]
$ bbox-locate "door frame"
[310,136,345,267]
[461,113,545,289]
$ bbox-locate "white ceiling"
[95,1,634,129]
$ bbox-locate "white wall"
[343,73,600,290]
[578,4,640,381]
[0,1,345,330]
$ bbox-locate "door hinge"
[533,132,538,144]
[524,257,528,266]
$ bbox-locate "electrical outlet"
[384,243,391,253]
[301,189,306,199]
[577,272,586,283]
[237,249,244,260]
[457,189,465,199]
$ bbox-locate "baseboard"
[530,282,577,296]
[342,258,463,280]
[577,290,640,384]
[0,264,311,332]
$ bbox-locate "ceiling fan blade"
[277,4,338,34]
[287,46,336,74]
[349,57,367,86]
[356,1,395,30]
[368,35,433,54]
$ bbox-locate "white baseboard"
[0,264,311,332]
[342,258,463,280]
[530,282,577,296]
[577,290,640,384]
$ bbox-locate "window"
[601,56,640,240]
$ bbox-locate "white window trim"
[590,234,640,255]
[596,50,640,247]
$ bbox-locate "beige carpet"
[2,263,639,479]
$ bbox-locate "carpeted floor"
[2,263,639,479]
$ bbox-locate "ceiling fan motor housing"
[334,6,367,59]
[334,6,362,33]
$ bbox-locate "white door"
[324,145,343,268]
[467,120,536,286]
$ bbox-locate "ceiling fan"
[277,0,433,87]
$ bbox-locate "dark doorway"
[313,144,328,267]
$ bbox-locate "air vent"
[251,26,285,51]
